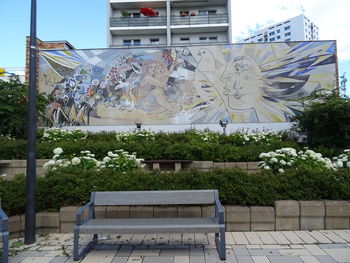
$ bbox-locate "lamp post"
[219,119,228,135]
[25,0,37,244]
[135,122,142,132]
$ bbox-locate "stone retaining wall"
[0,159,261,179]
[8,200,350,238]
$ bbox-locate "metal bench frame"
[73,190,225,261]
[0,206,9,263]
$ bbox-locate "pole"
[25,0,37,244]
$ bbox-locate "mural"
[38,41,337,125]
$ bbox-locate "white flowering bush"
[116,130,155,142]
[333,149,350,169]
[259,148,336,173]
[0,134,15,141]
[227,131,282,145]
[187,129,220,143]
[42,128,87,142]
[100,150,145,172]
[43,147,143,172]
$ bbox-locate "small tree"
[292,90,350,148]
[0,75,48,138]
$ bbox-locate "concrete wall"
[0,159,261,179]
[8,200,350,237]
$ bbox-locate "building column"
[166,0,171,46]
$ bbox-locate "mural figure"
[38,41,337,126]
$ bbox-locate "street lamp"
[25,0,37,244]
[219,119,228,135]
[135,122,142,132]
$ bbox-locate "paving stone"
[278,248,311,256]
[189,255,205,263]
[299,255,320,263]
[322,248,350,262]
[319,230,347,243]
[21,257,55,263]
[303,245,327,256]
[236,255,254,263]
[251,256,270,263]
[268,255,303,263]
[248,249,280,256]
[314,255,338,263]
[111,256,128,263]
[115,245,133,257]
[232,232,249,245]
[142,256,174,263]
[318,243,349,249]
[49,256,70,263]
[160,248,189,256]
[232,245,250,256]
[174,256,190,263]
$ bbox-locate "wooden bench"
[73,190,226,261]
[0,203,9,263]
[142,160,192,171]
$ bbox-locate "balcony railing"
[110,13,228,28]
[171,13,228,26]
[110,16,167,27]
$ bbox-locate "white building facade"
[239,14,319,43]
[107,0,232,47]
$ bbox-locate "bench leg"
[73,227,98,261]
[215,227,226,260]
[1,231,9,263]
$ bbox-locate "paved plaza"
[6,230,350,263]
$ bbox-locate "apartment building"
[239,14,319,43]
[107,0,232,47]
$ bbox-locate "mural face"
[38,41,337,125]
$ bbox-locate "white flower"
[280,160,287,165]
[47,160,55,165]
[336,161,343,168]
[103,156,111,163]
[264,166,270,170]
[270,157,278,163]
[347,162,350,168]
[53,147,63,155]
[71,157,81,165]
[278,168,285,173]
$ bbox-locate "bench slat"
[94,190,217,205]
[79,218,220,234]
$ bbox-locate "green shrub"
[1,168,349,216]
[0,76,48,139]
[293,93,350,148]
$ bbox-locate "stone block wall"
[8,200,350,237]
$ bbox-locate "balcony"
[171,13,228,26]
[110,16,167,27]
[110,13,228,28]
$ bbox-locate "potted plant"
[121,10,129,17]
[190,12,196,16]
[180,12,186,17]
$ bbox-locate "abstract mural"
[38,41,337,125]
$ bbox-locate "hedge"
[1,168,349,216]
[0,139,302,161]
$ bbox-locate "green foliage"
[293,93,350,148]
[41,128,87,142]
[0,76,48,138]
[1,168,350,216]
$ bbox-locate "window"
[269,32,275,36]
[277,36,281,40]
[129,13,140,18]
[270,37,275,41]
[269,26,274,30]
[199,37,207,40]
[277,29,280,33]
[284,20,290,24]
[285,32,291,37]
[180,37,190,42]
[199,10,217,15]
[277,24,282,27]
[150,38,159,45]
[284,26,291,30]
[123,40,131,46]
[285,38,291,42]
[123,39,141,46]
[208,10,217,15]
[209,36,217,41]
[257,33,262,36]
[258,38,263,42]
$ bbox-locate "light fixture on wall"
[219,119,228,135]
[135,122,142,132]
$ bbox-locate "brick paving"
[6,230,350,263]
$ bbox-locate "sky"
[0,0,349,89]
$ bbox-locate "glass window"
[209,36,217,41]
[277,36,280,39]
[150,38,159,44]
[123,40,132,46]
[285,38,291,41]
[133,39,141,46]
[285,26,291,30]
[258,38,263,42]
[285,32,291,37]
[270,37,275,41]
[269,32,275,36]
[208,10,217,15]
[180,37,190,41]
[277,29,280,33]
[199,37,207,40]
